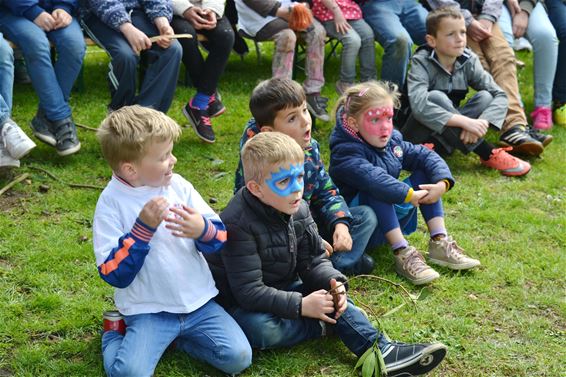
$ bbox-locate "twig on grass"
[75,123,98,132]
[29,166,104,190]
[0,173,30,197]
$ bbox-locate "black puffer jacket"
[205,188,346,319]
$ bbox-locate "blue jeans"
[330,205,378,274]
[498,3,558,107]
[83,10,182,112]
[361,0,427,87]
[546,0,566,103]
[102,300,252,376]
[0,34,13,124]
[322,19,377,83]
[0,13,85,121]
[230,281,387,357]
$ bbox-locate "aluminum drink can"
[103,310,126,335]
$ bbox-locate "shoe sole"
[395,267,440,285]
[182,107,215,144]
[8,142,36,160]
[386,343,447,376]
[31,119,57,147]
[499,140,543,156]
[306,103,330,122]
[57,142,81,157]
[209,106,226,118]
[428,258,481,270]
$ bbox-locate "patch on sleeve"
[392,145,403,158]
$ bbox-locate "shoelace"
[404,249,429,274]
[4,124,27,144]
[201,115,212,127]
[444,237,466,261]
[489,147,517,169]
[208,93,216,104]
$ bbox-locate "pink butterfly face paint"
[359,106,394,148]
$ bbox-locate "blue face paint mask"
[265,163,305,197]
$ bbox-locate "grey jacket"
[407,45,508,132]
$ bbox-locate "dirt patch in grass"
[0,190,28,213]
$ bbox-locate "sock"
[474,140,495,161]
[191,92,211,110]
[430,228,447,240]
[392,239,409,252]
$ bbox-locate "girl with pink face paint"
[329,81,481,286]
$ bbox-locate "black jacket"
[205,188,346,319]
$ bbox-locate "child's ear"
[260,125,274,132]
[425,34,436,48]
[119,161,137,180]
[347,116,359,132]
[246,180,263,198]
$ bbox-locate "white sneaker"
[0,141,20,168]
[513,37,533,52]
[2,119,36,159]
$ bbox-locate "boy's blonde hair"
[336,80,401,120]
[97,105,182,171]
[241,132,304,184]
[426,6,464,37]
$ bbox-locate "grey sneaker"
[428,236,480,270]
[335,80,353,96]
[1,119,36,159]
[51,117,81,156]
[306,94,330,122]
[0,141,20,168]
[31,110,56,146]
[394,246,440,285]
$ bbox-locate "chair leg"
[254,40,261,65]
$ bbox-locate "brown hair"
[426,6,464,37]
[249,78,306,126]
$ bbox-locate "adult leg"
[349,19,377,82]
[547,0,566,105]
[102,312,179,377]
[323,20,362,84]
[497,5,514,46]
[175,300,252,375]
[0,35,14,123]
[401,0,428,47]
[300,19,326,95]
[256,19,296,80]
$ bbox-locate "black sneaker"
[52,117,81,156]
[183,102,216,143]
[381,342,447,376]
[31,110,57,146]
[306,94,330,122]
[527,127,553,147]
[499,125,544,156]
[207,92,226,118]
[357,254,375,275]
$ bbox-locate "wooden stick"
[75,123,98,132]
[29,166,104,190]
[0,173,30,197]
[149,33,193,43]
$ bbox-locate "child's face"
[427,17,467,60]
[255,161,305,215]
[350,100,394,149]
[128,139,177,187]
[264,101,312,148]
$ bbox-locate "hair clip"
[358,87,369,97]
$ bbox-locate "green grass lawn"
[0,43,564,376]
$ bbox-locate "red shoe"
[480,147,531,176]
[531,106,553,130]
[103,311,126,335]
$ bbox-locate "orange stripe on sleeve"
[99,238,135,276]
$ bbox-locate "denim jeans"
[322,19,377,83]
[0,34,13,124]
[102,300,252,376]
[83,10,182,112]
[498,3,558,107]
[329,205,378,275]
[546,0,566,103]
[0,13,85,121]
[361,0,427,87]
[230,281,387,357]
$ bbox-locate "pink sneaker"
[531,106,553,130]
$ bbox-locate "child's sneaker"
[427,236,480,270]
[531,106,553,130]
[527,127,553,147]
[499,125,543,156]
[103,311,126,335]
[554,103,566,126]
[381,341,447,376]
[394,246,440,285]
[1,119,36,159]
[51,117,81,156]
[480,147,531,177]
[207,92,226,118]
[335,80,353,96]
[0,142,20,168]
[31,110,57,146]
[183,101,216,143]
[306,94,330,122]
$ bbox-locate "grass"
[0,42,565,376]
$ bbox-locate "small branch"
[29,166,104,190]
[0,173,30,197]
[75,123,98,132]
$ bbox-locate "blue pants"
[361,0,427,87]
[102,300,252,376]
[230,281,387,357]
[0,12,85,121]
[546,0,566,103]
[328,205,378,275]
[355,171,444,248]
[82,9,182,112]
[0,34,13,124]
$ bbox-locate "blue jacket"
[3,0,77,21]
[329,106,455,205]
[234,119,353,234]
[84,0,172,31]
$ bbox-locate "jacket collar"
[415,44,473,75]
[241,187,291,224]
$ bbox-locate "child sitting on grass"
[92,105,251,376]
[206,131,448,376]
[329,81,481,285]
[234,78,377,275]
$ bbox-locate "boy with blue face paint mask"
[205,132,448,376]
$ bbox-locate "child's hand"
[51,9,72,29]
[301,290,336,324]
[463,118,489,138]
[120,23,152,54]
[164,205,206,239]
[333,12,351,34]
[418,182,447,205]
[460,129,479,145]
[333,223,352,252]
[34,12,56,31]
[139,197,170,229]
[409,189,428,207]
[322,238,334,257]
[329,278,347,319]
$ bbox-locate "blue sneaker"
[31,110,56,146]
